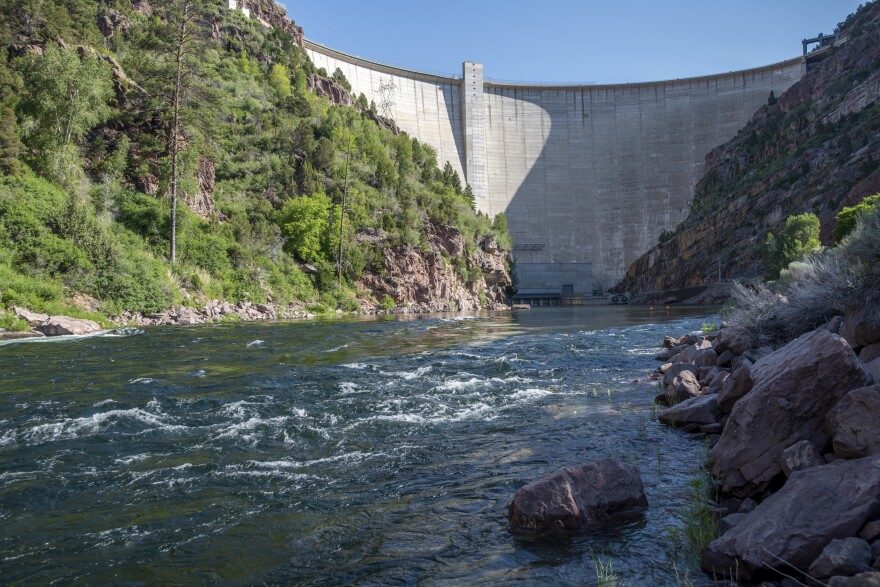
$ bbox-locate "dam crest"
[305,40,805,297]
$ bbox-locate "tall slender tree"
[134,0,212,265]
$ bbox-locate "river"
[0,306,717,585]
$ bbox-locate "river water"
[0,306,717,585]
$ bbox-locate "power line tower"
[375,77,397,119]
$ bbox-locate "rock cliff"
[358,223,512,313]
[617,2,880,294]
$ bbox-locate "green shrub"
[834,193,880,242]
[761,212,821,280]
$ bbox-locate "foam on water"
[9,407,187,447]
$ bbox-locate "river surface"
[0,306,718,586]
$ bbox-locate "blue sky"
[278,0,863,83]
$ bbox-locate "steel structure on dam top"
[304,40,805,297]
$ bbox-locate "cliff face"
[617,2,880,294]
[359,224,512,313]
[239,0,304,45]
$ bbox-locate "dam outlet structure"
[305,41,804,302]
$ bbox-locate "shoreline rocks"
[655,307,880,585]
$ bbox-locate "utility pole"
[337,124,351,286]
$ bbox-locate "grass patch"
[590,549,620,587]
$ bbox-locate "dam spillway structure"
[304,40,805,301]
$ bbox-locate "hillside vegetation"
[0,0,511,330]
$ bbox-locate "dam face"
[306,41,804,294]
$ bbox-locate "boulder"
[828,573,880,587]
[846,300,880,347]
[658,362,673,374]
[655,348,674,361]
[35,316,103,337]
[809,538,873,579]
[867,358,880,386]
[663,363,699,386]
[717,360,753,414]
[708,369,730,391]
[667,371,702,405]
[819,316,845,335]
[0,330,45,340]
[781,440,825,476]
[710,330,872,497]
[12,306,48,327]
[675,340,717,366]
[701,455,880,580]
[716,349,736,367]
[859,520,880,542]
[659,394,719,427]
[508,458,648,535]
[861,343,880,365]
[828,386,880,458]
[719,512,748,535]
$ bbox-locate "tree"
[0,107,24,175]
[279,193,338,263]
[268,63,291,101]
[15,45,113,184]
[762,212,821,280]
[136,0,212,265]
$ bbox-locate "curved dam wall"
[305,41,804,293]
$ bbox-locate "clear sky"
[277,0,863,84]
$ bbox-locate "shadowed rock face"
[709,330,871,497]
[702,454,880,580]
[828,386,880,459]
[508,458,647,536]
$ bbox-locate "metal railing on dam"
[304,40,805,296]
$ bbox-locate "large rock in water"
[35,316,102,336]
[828,386,880,458]
[709,330,872,497]
[701,454,880,579]
[508,458,648,535]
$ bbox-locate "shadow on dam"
[486,59,804,295]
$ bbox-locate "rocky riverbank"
[1,298,513,340]
[653,315,880,584]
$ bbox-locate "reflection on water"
[0,306,717,585]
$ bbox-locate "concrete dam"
[305,41,804,298]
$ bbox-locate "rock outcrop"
[358,223,512,313]
[508,459,648,535]
[237,0,304,45]
[307,74,351,107]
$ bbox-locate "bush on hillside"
[834,193,880,242]
[725,204,880,350]
[761,213,822,280]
